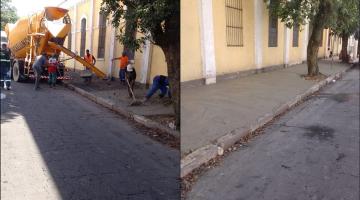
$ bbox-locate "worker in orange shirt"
[84,49,96,67]
[112,52,128,85]
[83,49,96,83]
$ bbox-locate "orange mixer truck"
[5,7,106,82]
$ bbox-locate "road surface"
[187,68,359,200]
[1,82,180,200]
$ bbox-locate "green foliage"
[263,0,341,28]
[264,0,359,35]
[1,0,18,30]
[331,0,359,37]
[100,0,180,51]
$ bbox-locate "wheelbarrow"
[80,69,93,84]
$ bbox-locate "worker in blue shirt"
[143,75,171,101]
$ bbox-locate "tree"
[101,0,180,129]
[331,0,359,63]
[265,0,336,76]
[1,0,18,30]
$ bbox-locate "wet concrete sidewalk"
[63,70,177,134]
[181,60,351,156]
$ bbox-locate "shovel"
[126,78,143,106]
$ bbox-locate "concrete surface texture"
[187,68,359,200]
[1,82,180,200]
[65,71,174,117]
[181,60,350,155]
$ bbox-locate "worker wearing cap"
[125,60,136,98]
[112,52,128,85]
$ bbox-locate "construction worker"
[47,54,58,88]
[84,49,96,66]
[33,52,48,90]
[112,52,128,85]
[83,49,96,83]
[0,43,11,90]
[143,75,171,102]
[125,60,136,98]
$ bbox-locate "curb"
[63,82,179,138]
[180,66,351,178]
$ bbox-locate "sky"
[11,0,80,17]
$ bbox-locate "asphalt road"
[187,68,360,200]
[1,82,180,200]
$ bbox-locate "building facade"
[63,0,168,84]
[181,0,332,84]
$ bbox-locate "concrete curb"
[181,144,219,177]
[62,82,179,138]
[180,66,351,178]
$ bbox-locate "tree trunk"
[339,34,349,63]
[124,5,137,59]
[306,0,333,76]
[307,29,321,76]
[358,36,360,65]
[162,43,180,130]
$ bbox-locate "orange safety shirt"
[84,54,94,64]
[119,56,128,69]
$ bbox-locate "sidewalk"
[181,59,352,176]
[63,70,178,136]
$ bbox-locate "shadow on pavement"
[1,81,180,199]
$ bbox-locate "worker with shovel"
[125,60,136,98]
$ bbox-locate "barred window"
[225,0,243,46]
[97,13,107,58]
[67,32,72,49]
[80,18,86,57]
[293,24,299,47]
[268,12,278,47]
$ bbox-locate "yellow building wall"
[262,8,285,67]
[212,0,255,75]
[63,0,167,84]
[180,0,203,82]
[289,25,305,65]
[317,29,328,58]
[150,46,168,82]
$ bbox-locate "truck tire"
[13,60,24,82]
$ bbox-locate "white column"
[108,24,116,78]
[283,26,290,66]
[254,0,263,69]
[140,36,153,84]
[198,0,216,84]
[325,29,330,58]
[302,23,309,61]
[354,40,358,60]
[89,0,94,52]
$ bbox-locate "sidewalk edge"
[63,82,179,138]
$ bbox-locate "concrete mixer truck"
[5,7,106,82]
